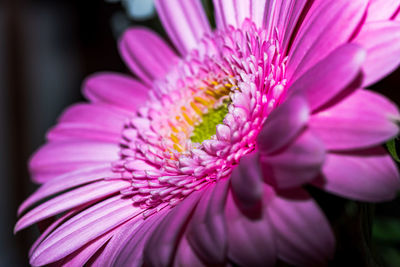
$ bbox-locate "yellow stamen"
[170,134,179,144]
[173,144,183,152]
[211,81,219,86]
[194,96,209,106]
[182,112,194,126]
[224,83,233,88]
[190,102,203,115]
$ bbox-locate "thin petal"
[225,190,277,267]
[309,89,400,150]
[155,0,211,55]
[213,0,267,29]
[288,44,366,111]
[106,210,167,266]
[83,72,149,111]
[56,230,113,267]
[278,0,310,54]
[29,141,119,183]
[174,236,206,267]
[15,180,129,232]
[287,0,368,81]
[267,190,335,267]
[119,28,179,84]
[366,0,400,22]
[144,191,202,267]
[30,196,141,266]
[353,21,400,86]
[260,131,325,189]
[258,95,310,154]
[186,180,229,265]
[315,147,400,202]
[231,153,264,209]
[47,103,129,143]
[18,165,113,215]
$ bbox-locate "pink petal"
[258,95,310,154]
[186,180,229,265]
[28,208,82,258]
[231,153,264,209]
[267,190,335,267]
[278,0,310,54]
[30,196,141,266]
[83,72,149,111]
[288,44,366,111]
[144,191,202,267]
[56,230,113,267]
[29,141,119,183]
[119,27,179,84]
[353,21,400,86]
[366,0,400,22]
[287,0,368,81]
[18,165,113,215]
[260,131,325,189]
[15,180,129,232]
[309,89,399,150]
[173,236,206,267]
[154,0,211,55]
[47,123,121,143]
[225,190,277,266]
[47,103,129,142]
[213,0,267,29]
[104,209,167,266]
[315,147,400,202]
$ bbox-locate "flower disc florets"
[112,21,287,213]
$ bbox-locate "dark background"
[1,0,400,266]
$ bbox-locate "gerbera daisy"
[16,0,400,266]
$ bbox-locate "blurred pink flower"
[16,0,400,266]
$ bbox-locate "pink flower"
[16,0,400,266]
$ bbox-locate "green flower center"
[190,102,229,143]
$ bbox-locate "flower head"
[16,0,400,266]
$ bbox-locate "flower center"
[190,101,229,144]
[113,20,288,215]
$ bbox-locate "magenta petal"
[260,131,325,189]
[29,141,119,183]
[109,209,167,266]
[267,190,335,267]
[366,0,400,22]
[119,28,179,85]
[174,236,206,267]
[144,191,202,267]
[258,95,310,154]
[18,165,113,215]
[15,180,129,232]
[213,0,267,29]
[288,44,366,111]
[310,89,400,150]
[30,196,141,266]
[288,0,368,81]
[353,21,400,86]
[83,72,149,111]
[57,230,113,267]
[278,0,309,53]
[47,103,129,143]
[316,147,400,202]
[231,153,264,209]
[186,180,229,265]
[225,191,277,266]
[154,0,211,55]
